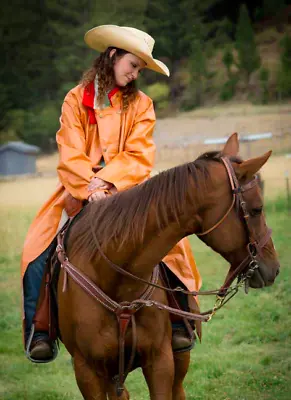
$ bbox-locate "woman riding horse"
[22,25,201,362]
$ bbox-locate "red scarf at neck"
[82,81,119,124]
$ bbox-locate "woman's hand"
[88,177,112,192]
[88,190,108,202]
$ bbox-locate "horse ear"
[236,150,272,181]
[221,132,239,156]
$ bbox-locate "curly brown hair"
[80,47,138,110]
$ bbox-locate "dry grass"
[0,176,58,207]
[37,152,59,174]
[0,154,289,208]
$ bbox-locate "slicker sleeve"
[96,96,156,191]
[56,93,95,200]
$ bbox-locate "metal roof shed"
[0,141,40,176]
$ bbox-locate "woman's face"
[111,50,146,87]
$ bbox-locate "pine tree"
[263,0,286,16]
[0,2,55,129]
[188,24,208,107]
[144,0,222,105]
[222,47,234,79]
[235,4,261,85]
[277,34,291,98]
[220,46,238,101]
[259,67,270,104]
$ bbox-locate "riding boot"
[160,263,196,352]
[23,245,54,361]
[171,302,196,352]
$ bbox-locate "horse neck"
[116,169,208,279]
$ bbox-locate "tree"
[235,4,261,85]
[263,0,286,16]
[222,46,234,79]
[187,24,208,107]
[0,2,55,129]
[220,46,238,101]
[144,0,223,105]
[259,67,270,104]
[277,34,291,98]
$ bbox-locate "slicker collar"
[82,79,119,124]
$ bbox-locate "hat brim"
[84,25,170,77]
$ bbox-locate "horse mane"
[68,151,241,260]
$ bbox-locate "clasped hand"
[88,177,113,202]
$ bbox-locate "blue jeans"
[23,245,52,341]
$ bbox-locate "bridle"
[55,155,272,395]
[194,156,272,316]
[197,156,272,289]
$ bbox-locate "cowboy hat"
[84,25,170,77]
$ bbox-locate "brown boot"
[172,326,195,352]
[30,338,54,360]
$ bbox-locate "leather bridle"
[197,156,272,292]
[55,155,273,395]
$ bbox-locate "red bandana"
[82,81,119,124]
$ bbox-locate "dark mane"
[68,151,237,259]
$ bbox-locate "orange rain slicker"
[21,84,201,294]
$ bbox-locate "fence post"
[285,170,290,213]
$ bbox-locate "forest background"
[1,0,291,151]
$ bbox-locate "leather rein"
[55,155,271,395]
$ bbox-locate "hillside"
[198,24,291,105]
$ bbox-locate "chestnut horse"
[57,133,279,399]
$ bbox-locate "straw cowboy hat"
[84,25,170,77]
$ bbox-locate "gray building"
[0,141,40,176]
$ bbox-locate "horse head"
[196,132,280,290]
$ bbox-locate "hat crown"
[84,25,169,76]
[121,27,155,54]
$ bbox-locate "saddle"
[32,214,200,371]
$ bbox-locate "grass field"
[0,195,290,399]
[1,103,290,398]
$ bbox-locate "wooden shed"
[0,141,40,176]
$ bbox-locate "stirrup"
[172,326,196,353]
[25,324,59,364]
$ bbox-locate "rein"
[86,156,271,304]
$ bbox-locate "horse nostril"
[276,269,280,277]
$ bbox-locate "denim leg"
[23,245,52,340]
[164,266,189,329]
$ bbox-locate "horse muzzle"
[249,261,280,288]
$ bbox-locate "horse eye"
[250,206,263,217]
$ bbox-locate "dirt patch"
[154,103,291,163]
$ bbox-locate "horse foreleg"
[172,351,190,400]
[142,340,175,400]
[73,352,106,400]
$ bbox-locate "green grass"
[1,200,291,399]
